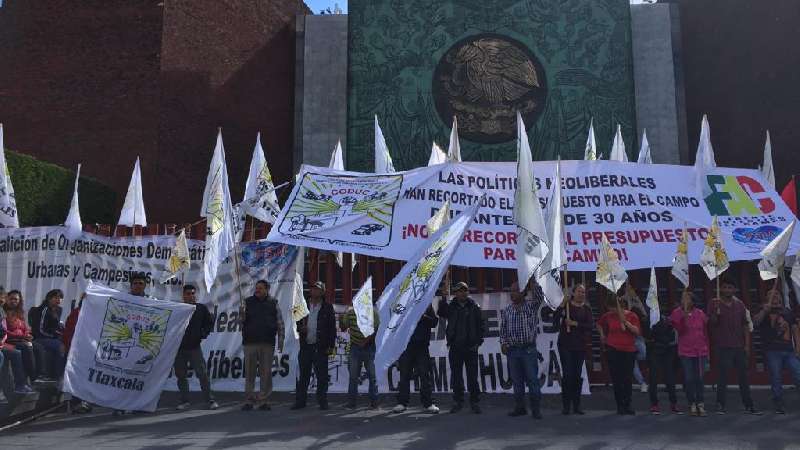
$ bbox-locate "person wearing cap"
[437,281,485,414]
[340,292,381,409]
[174,284,218,411]
[292,280,336,410]
[500,281,544,419]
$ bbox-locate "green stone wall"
[347,0,637,170]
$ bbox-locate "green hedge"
[5,150,118,226]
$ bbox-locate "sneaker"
[670,404,684,415]
[258,403,271,411]
[640,383,649,393]
[775,406,786,415]
[744,406,763,416]
[697,403,707,417]
[14,385,34,394]
[208,401,219,410]
[649,405,661,415]
[470,403,482,414]
[689,403,698,417]
[449,403,463,414]
[392,404,407,413]
[176,402,191,411]
[241,403,254,411]
[716,404,727,415]
[73,401,91,414]
[425,404,440,414]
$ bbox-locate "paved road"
[1,390,797,449]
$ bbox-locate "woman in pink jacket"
[670,289,709,417]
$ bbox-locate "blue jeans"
[348,343,377,403]
[680,356,706,404]
[633,337,646,384]
[1,348,28,389]
[507,345,541,409]
[765,351,800,405]
[36,338,66,378]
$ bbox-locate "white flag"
[161,229,190,283]
[584,118,597,161]
[596,235,628,293]
[637,129,652,164]
[0,124,19,228]
[694,115,717,195]
[330,139,344,170]
[513,112,549,288]
[63,283,194,412]
[645,267,660,328]
[374,115,395,173]
[761,131,775,189]
[447,116,462,162]
[537,159,566,309]
[240,132,280,225]
[200,131,235,292]
[758,220,796,280]
[700,216,729,280]
[117,157,147,227]
[426,200,450,235]
[289,246,309,340]
[353,277,375,338]
[374,202,478,371]
[609,124,628,162]
[64,164,83,238]
[428,142,447,166]
[671,224,690,287]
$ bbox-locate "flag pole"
[565,266,570,333]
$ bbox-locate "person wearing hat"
[292,280,336,410]
[437,281,485,414]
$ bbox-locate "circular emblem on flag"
[432,34,547,144]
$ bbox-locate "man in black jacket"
[438,281,485,414]
[291,281,336,410]
[174,284,217,410]
[241,280,285,411]
[392,303,439,414]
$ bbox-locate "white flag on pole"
[353,277,375,338]
[289,246,309,340]
[513,112,549,288]
[596,235,628,293]
[64,164,83,238]
[0,124,19,228]
[645,267,660,328]
[428,142,447,166]
[374,115,395,173]
[374,202,479,371]
[584,118,597,161]
[609,124,628,162]
[200,130,235,292]
[700,216,729,280]
[694,115,717,195]
[761,131,775,189]
[537,159,566,309]
[671,224,690,288]
[241,133,280,225]
[447,116,462,162]
[426,201,450,235]
[330,139,344,171]
[117,157,147,227]
[637,129,652,164]
[758,220,796,280]
[161,229,191,283]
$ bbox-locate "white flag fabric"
[161,229,190,283]
[645,267,660,328]
[758,220,796,280]
[330,140,345,171]
[240,133,280,225]
[447,116,462,162]
[0,124,19,228]
[200,131,236,292]
[374,202,479,371]
[694,115,717,195]
[596,235,628,293]
[637,129,652,164]
[374,115,395,173]
[289,246,309,340]
[513,112,549,288]
[538,159,566,309]
[609,124,628,162]
[700,216,729,280]
[117,157,147,227]
[63,283,194,412]
[584,118,597,161]
[671,224,690,287]
[353,277,375,338]
[64,164,83,238]
[426,200,450,235]
[761,131,775,189]
[428,142,447,166]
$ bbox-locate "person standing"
[555,284,594,415]
[174,284,217,411]
[63,293,91,414]
[438,282,485,414]
[500,281,544,419]
[112,273,151,416]
[340,297,381,409]
[392,303,439,414]
[621,283,649,393]
[752,289,800,414]
[647,303,680,415]
[241,280,285,411]
[292,281,336,411]
[598,297,641,415]
[707,277,761,415]
[670,289,709,417]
